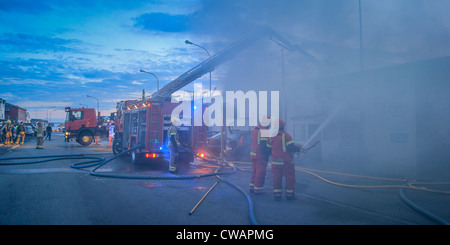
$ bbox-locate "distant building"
[5,102,27,123]
[0,98,5,121]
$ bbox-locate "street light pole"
[185,40,212,96]
[140,70,159,92]
[86,95,99,123]
[46,106,55,122]
[359,0,364,71]
[185,39,219,159]
[49,109,56,123]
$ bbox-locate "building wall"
[311,56,450,178]
[5,103,27,123]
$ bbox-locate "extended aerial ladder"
[149,26,317,102]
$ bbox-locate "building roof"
[5,102,26,111]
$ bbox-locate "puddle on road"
[141,181,164,188]
[192,185,207,191]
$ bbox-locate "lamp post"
[49,109,56,123]
[86,95,99,123]
[185,40,212,96]
[140,70,159,92]
[46,106,55,122]
[359,0,364,71]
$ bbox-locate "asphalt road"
[0,132,449,225]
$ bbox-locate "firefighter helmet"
[260,115,271,127]
[272,119,285,129]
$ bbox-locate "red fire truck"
[111,27,316,164]
[64,107,108,146]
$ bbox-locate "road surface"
[0,132,449,225]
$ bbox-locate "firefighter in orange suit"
[36,121,45,149]
[15,122,26,145]
[270,119,303,201]
[249,116,271,194]
[1,120,13,146]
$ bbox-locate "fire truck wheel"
[112,137,122,155]
[78,131,93,146]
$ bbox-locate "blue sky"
[0,0,210,121]
[1,0,449,121]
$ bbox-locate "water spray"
[304,100,347,146]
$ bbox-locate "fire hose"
[301,140,320,153]
[296,168,450,225]
[0,144,236,180]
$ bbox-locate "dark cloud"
[133,12,190,32]
[0,0,54,14]
[0,0,151,14]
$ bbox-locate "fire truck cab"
[64,107,108,146]
[112,99,207,164]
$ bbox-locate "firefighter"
[168,117,181,173]
[15,122,26,145]
[36,121,45,149]
[249,116,271,194]
[1,120,13,146]
[270,119,303,201]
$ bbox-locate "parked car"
[25,125,34,135]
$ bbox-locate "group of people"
[0,120,27,146]
[249,117,303,201]
[0,120,52,149]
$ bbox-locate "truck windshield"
[65,110,83,121]
[65,111,71,122]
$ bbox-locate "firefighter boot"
[254,186,265,195]
[249,184,255,193]
[286,190,297,201]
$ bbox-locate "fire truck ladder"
[149,26,317,101]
